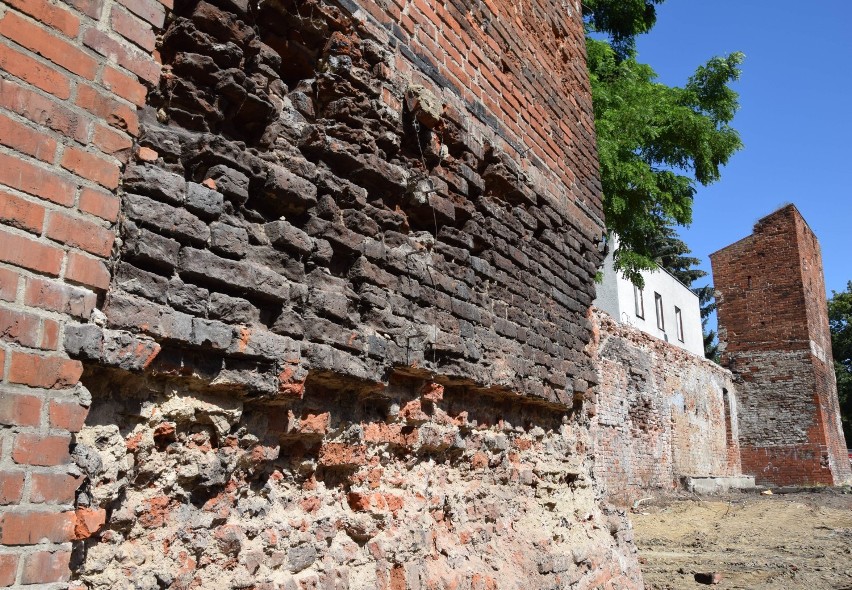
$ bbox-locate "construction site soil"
[632,489,852,590]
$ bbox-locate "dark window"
[634,285,645,319]
[655,292,664,331]
[675,306,684,342]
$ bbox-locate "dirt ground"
[631,488,852,590]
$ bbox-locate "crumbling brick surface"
[589,310,742,503]
[82,0,606,406]
[712,205,851,486]
[69,370,642,589]
[0,0,645,586]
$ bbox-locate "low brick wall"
[590,310,742,503]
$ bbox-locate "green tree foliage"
[646,226,704,286]
[582,0,662,59]
[828,281,852,443]
[584,1,744,286]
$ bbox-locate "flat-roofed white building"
[594,238,705,357]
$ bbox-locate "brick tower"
[711,204,851,486]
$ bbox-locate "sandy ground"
[631,489,852,590]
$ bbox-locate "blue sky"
[634,0,852,299]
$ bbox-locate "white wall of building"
[594,241,705,357]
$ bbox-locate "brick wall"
[590,310,742,503]
[711,204,851,486]
[0,0,165,585]
[1,0,645,587]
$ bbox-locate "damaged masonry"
[0,0,846,588]
[0,0,644,587]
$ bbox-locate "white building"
[594,239,705,357]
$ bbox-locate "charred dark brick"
[106,292,193,342]
[210,222,249,258]
[264,165,318,214]
[167,277,209,316]
[115,262,169,303]
[205,164,250,206]
[125,194,210,244]
[186,182,225,219]
[123,220,181,272]
[123,163,187,205]
[208,292,261,325]
[179,247,290,303]
[265,220,314,256]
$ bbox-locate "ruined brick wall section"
[349,0,604,228]
[0,0,164,584]
[2,0,646,588]
[590,310,741,503]
[711,205,851,486]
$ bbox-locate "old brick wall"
[0,0,645,587]
[711,204,851,486]
[0,0,164,584]
[590,310,741,503]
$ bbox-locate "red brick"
[101,65,148,107]
[0,510,74,544]
[74,507,106,539]
[65,251,111,290]
[0,113,57,162]
[138,146,158,161]
[82,27,160,85]
[21,551,71,584]
[0,268,19,302]
[0,79,89,143]
[3,0,80,38]
[0,190,47,234]
[11,433,72,467]
[8,351,83,390]
[0,151,76,206]
[45,211,115,256]
[75,84,140,136]
[67,0,105,18]
[60,145,121,189]
[30,471,84,504]
[49,400,89,432]
[117,0,166,27]
[0,391,43,428]
[0,308,44,349]
[92,123,133,161]
[79,186,121,222]
[0,12,98,79]
[111,5,156,51]
[0,553,17,587]
[0,471,26,505]
[0,42,71,100]
[0,228,64,276]
[24,276,97,318]
[40,318,60,350]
